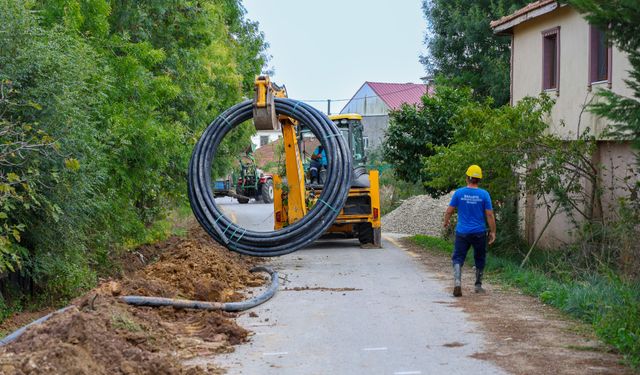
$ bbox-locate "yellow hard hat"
[466,165,483,179]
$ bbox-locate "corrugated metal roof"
[366,82,432,110]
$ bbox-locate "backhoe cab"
[293,114,381,246]
[301,114,367,185]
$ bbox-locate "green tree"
[0,0,267,304]
[569,0,640,157]
[0,0,112,296]
[421,0,528,105]
[382,86,474,194]
[422,94,599,253]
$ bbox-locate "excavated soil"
[399,238,634,375]
[120,227,265,302]
[0,225,266,374]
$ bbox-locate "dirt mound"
[119,236,183,275]
[382,192,453,236]
[0,225,266,374]
[0,294,244,374]
[121,227,265,302]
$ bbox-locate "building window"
[542,27,560,91]
[260,135,269,147]
[589,26,612,86]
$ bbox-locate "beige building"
[491,0,638,246]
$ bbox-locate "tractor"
[236,152,274,204]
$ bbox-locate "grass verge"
[411,235,640,369]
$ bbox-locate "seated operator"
[309,144,327,184]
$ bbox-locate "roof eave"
[491,2,559,34]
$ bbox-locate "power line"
[297,83,429,104]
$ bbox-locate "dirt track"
[400,238,634,375]
[0,226,265,374]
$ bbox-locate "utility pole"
[327,99,331,115]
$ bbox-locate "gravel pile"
[382,192,453,236]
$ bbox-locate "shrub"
[0,0,267,312]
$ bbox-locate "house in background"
[250,131,281,151]
[340,82,433,149]
[491,0,637,247]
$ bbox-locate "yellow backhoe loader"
[253,76,381,247]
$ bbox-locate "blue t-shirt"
[449,187,493,234]
[313,146,327,166]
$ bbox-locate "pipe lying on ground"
[122,266,278,312]
[0,267,277,346]
[0,306,73,347]
[188,98,352,257]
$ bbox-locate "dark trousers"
[309,160,323,184]
[452,232,487,271]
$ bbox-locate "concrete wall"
[512,6,633,138]
[361,115,390,149]
[511,5,637,247]
[597,142,638,216]
[341,83,392,150]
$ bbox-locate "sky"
[242,0,428,114]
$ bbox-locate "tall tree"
[382,86,474,195]
[421,0,528,105]
[0,0,268,302]
[569,0,640,157]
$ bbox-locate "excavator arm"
[253,76,307,224]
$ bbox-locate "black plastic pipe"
[121,266,278,312]
[0,306,72,346]
[0,267,278,346]
[188,98,352,256]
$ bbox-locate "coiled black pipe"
[188,98,352,256]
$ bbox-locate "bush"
[0,0,267,312]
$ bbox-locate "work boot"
[474,269,485,293]
[453,264,462,297]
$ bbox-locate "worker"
[443,165,496,297]
[309,144,327,184]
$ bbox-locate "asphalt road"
[189,199,506,375]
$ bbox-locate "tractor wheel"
[261,179,274,203]
[238,197,250,204]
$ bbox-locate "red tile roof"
[366,82,433,110]
[490,0,556,29]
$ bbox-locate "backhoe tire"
[261,180,274,204]
[357,223,373,244]
[357,224,382,248]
